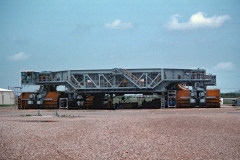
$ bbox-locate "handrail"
[35,71,215,89]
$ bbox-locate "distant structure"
[18,68,220,109]
[0,88,15,105]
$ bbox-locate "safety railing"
[33,73,215,88]
[37,76,68,82]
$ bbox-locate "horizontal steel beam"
[21,68,216,93]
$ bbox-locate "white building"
[0,88,15,105]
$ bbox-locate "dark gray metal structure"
[21,68,216,108]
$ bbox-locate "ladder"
[13,87,22,109]
[161,96,165,108]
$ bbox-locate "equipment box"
[237,99,240,106]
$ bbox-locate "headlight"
[191,92,195,97]
[199,92,205,97]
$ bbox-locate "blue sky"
[0,0,239,92]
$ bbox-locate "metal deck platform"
[21,68,216,94]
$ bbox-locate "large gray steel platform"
[21,68,216,94]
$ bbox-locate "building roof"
[0,88,13,92]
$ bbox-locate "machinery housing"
[18,68,220,109]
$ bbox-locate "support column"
[109,94,114,110]
[161,68,164,80]
[67,70,71,82]
[161,92,165,108]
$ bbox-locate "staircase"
[122,69,164,89]
[121,69,141,88]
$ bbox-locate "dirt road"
[1,105,240,159]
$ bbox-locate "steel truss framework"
[21,68,216,94]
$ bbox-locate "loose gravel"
[0,105,240,160]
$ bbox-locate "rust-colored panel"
[21,92,33,99]
[45,92,60,100]
[44,92,60,107]
[206,89,220,107]
[176,90,190,108]
[176,90,190,100]
[207,89,220,97]
[84,96,94,107]
[18,92,33,109]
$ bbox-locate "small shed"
[0,88,15,105]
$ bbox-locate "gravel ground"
[0,105,240,160]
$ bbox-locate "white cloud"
[214,62,234,70]
[104,19,133,30]
[8,52,31,61]
[166,12,231,30]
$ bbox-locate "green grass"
[223,98,236,104]
[0,105,14,107]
